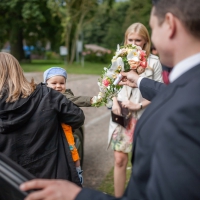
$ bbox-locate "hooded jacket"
[0,83,84,186]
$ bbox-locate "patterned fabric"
[111,117,137,153]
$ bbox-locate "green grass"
[20,60,109,75]
[98,153,132,196]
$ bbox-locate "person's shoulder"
[148,54,161,67]
[148,54,160,60]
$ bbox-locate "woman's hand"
[20,179,81,200]
[112,97,121,115]
[121,100,140,111]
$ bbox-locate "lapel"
[131,64,200,163]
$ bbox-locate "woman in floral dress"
[108,22,163,197]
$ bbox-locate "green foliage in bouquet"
[92,66,122,107]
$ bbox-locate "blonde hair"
[0,52,36,102]
[124,22,151,57]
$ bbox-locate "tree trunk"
[66,23,77,64]
[10,21,24,62]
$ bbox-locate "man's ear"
[165,13,176,39]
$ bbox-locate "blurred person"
[0,52,84,189]
[151,45,159,55]
[21,0,200,199]
[108,22,163,197]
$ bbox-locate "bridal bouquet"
[92,44,147,107]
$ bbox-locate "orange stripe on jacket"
[61,123,80,162]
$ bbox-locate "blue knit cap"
[43,67,67,83]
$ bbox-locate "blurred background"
[0,0,151,70]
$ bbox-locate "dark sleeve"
[139,78,166,101]
[51,89,85,130]
[63,89,92,107]
[75,188,122,200]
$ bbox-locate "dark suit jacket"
[139,78,166,101]
[76,64,200,200]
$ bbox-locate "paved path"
[24,72,114,189]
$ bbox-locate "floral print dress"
[111,117,137,153]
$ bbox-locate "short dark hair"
[152,0,200,39]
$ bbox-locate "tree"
[0,0,61,61]
[83,0,151,50]
[83,1,130,49]
[48,0,98,64]
[102,1,130,48]
[123,0,152,33]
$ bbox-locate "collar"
[169,53,200,83]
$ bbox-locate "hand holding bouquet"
[92,44,147,107]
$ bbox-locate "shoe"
[77,169,83,184]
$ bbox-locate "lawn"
[21,60,109,75]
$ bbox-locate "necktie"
[162,65,172,85]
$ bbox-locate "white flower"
[99,85,106,92]
[105,57,124,79]
[106,100,113,109]
[105,70,114,78]
[127,49,140,61]
[112,44,123,60]
[127,48,133,54]
[92,96,98,104]
[103,67,107,71]
[110,57,124,71]
[98,92,103,99]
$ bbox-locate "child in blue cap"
[43,67,93,185]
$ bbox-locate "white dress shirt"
[137,52,200,87]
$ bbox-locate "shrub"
[83,50,113,63]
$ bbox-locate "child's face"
[46,76,66,93]
[126,32,146,49]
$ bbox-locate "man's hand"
[119,70,140,88]
[20,179,82,200]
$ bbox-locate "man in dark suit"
[20,0,200,199]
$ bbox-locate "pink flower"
[140,60,147,68]
[103,79,110,87]
[139,50,147,61]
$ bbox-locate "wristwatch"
[139,102,143,110]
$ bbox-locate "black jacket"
[0,83,84,186]
[76,64,200,199]
[139,78,166,101]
